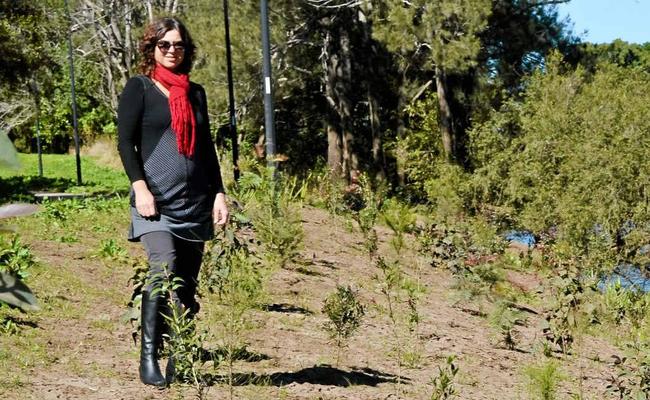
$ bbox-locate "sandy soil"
[2,206,622,399]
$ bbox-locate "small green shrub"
[381,198,416,256]
[524,360,564,400]
[322,285,365,364]
[0,234,36,280]
[97,238,127,261]
[488,301,525,350]
[233,166,304,268]
[430,355,459,400]
[602,280,649,329]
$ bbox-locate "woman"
[117,17,228,387]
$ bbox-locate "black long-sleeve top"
[117,75,224,221]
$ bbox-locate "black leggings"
[140,231,204,313]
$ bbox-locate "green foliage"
[0,0,60,86]
[469,56,650,254]
[349,173,385,259]
[322,285,365,364]
[375,255,426,379]
[488,301,525,350]
[202,226,267,392]
[542,250,598,354]
[524,360,564,400]
[233,166,304,268]
[153,270,211,396]
[96,238,127,262]
[397,92,443,199]
[0,235,36,280]
[601,281,650,329]
[430,355,459,400]
[381,198,416,255]
[573,40,650,73]
[374,0,491,73]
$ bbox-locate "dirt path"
[1,205,619,399]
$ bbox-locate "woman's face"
[154,29,185,71]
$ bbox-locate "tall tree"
[373,0,492,163]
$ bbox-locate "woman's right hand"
[132,180,157,217]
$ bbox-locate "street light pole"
[223,0,239,181]
[260,0,276,169]
[64,0,82,185]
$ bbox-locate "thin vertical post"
[30,79,43,177]
[223,0,239,181]
[260,0,276,169]
[64,0,82,185]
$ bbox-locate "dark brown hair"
[138,17,196,76]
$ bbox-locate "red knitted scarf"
[153,65,196,157]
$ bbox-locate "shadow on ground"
[201,364,409,387]
[262,303,313,315]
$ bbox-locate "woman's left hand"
[213,193,229,226]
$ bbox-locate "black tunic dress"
[117,75,224,242]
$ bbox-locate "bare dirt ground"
[1,205,621,399]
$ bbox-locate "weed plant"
[96,238,128,262]
[430,355,459,400]
[542,253,597,354]
[322,285,365,365]
[607,330,650,399]
[0,234,36,280]
[303,166,348,214]
[601,281,650,330]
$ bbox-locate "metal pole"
[260,0,276,170]
[223,0,239,181]
[30,78,43,177]
[36,98,43,177]
[64,0,82,185]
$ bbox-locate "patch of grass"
[0,153,130,197]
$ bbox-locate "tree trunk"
[435,65,455,162]
[338,25,357,179]
[368,89,385,181]
[327,122,342,175]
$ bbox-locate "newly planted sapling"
[233,167,304,268]
[524,360,565,400]
[430,355,459,400]
[202,226,266,398]
[488,301,526,350]
[322,285,365,365]
[381,198,416,256]
[353,174,382,259]
[154,270,211,398]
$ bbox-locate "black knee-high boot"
[139,291,166,387]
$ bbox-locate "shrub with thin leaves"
[233,166,304,268]
[524,360,564,400]
[431,355,459,400]
[322,285,365,364]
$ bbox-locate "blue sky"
[557,0,650,44]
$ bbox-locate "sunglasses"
[156,40,186,52]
